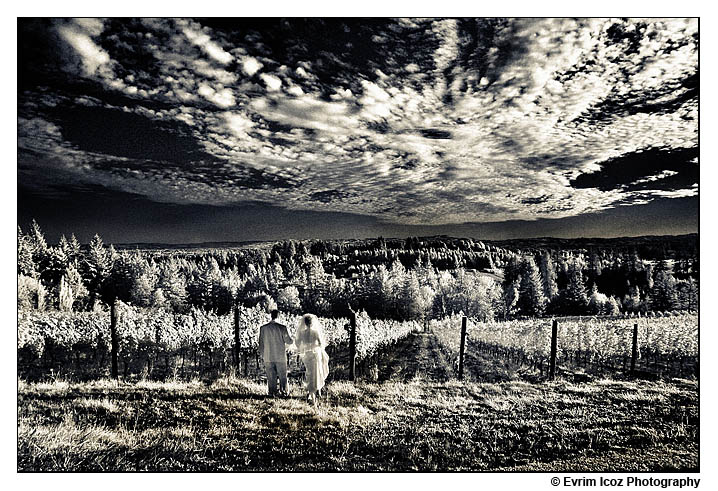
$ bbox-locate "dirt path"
[376,332,453,382]
[374,331,529,384]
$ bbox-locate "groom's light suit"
[258,320,293,396]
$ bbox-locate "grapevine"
[18,303,417,378]
[432,313,698,377]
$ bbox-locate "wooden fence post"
[630,322,639,375]
[458,316,467,380]
[233,304,241,372]
[110,301,119,380]
[349,311,357,381]
[549,319,558,380]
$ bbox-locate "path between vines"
[369,332,541,384]
[376,332,454,382]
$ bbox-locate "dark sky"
[18,18,698,244]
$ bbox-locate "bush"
[18,275,46,310]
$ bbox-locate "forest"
[17,220,698,322]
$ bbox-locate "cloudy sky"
[18,18,698,243]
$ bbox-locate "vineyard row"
[17,302,419,380]
[432,313,698,379]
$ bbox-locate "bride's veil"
[296,314,324,354]
[306,314,326,347]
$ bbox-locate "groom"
[258,309,294,397]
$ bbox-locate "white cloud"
[197,83,235,108]
[260,73,283,91]
[630,170,680,186]
[242,56,263,76]
[191,59,239,85]
[286,86,304,97]
[56,20,113,78]
[222,111,255,139]
[72,18,105,37]
[250,93,360,136]
[180,21,233,65]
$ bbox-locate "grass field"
[17,333,698,472]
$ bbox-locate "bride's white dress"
[295,318,329,393]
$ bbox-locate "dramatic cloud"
[18,18,698,226]
[56,20,113,77]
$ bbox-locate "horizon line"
[77,232,699,248]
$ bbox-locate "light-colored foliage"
[432,313,698,365]
[18,303,417,364]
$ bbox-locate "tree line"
[18,221,698,322]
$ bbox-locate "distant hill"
[111,240,270,251]
[108,233,697,261]
[482,234,698,260]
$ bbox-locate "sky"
[17,17,699,243]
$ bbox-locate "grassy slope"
[18,374,697,471]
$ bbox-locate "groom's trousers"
[264,360,288,395]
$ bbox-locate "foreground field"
[18,334,698,472]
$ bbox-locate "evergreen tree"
[644,262,654,290]
[28,219,48,255]
[82,234,114,304]
[187,257,221,310]
[58,235,71,258]
[102,252,136,304]
[40,246,69,285]
[266,262,286,291]
[622,285,643,313]
[517,257,546,316]
[27,220,49,272]
[284,258,305,285]
[284,240,297,260]
[556,258,589,315]
[303,255,327,288]
[17,226,36,277]
[157,260,188,312]
[131,272,157,307]
[68,234,82,261]
[370,264,393,318]
[650,268,678,311]
[587,250,602,286]
[504,255,522,281]
[502,277,520,319]
[539,250,558,301]
[295,241,308,257]
[675,278,698,311]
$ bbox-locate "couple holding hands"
[258,310,329,404]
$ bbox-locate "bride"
[295,313,330,405]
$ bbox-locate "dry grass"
[17,374,698,472]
